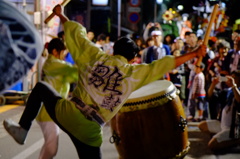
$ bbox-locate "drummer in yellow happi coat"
[4,4,207,159]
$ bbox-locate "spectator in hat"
[142,30,171,64]
[141,29,171,80]
[142,22,163,42]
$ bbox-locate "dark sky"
[71,0,239,26]
[68,0,240,36]
[166,0,240,26]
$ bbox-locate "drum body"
[111,80,189,159]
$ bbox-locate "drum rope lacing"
[123,87,176,107]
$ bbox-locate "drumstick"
[44,0,71,24]
[196,4,219,66]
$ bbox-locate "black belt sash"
[71,97,105,126]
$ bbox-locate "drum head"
[0,1,43,94]
[129,80,174,99]
[120,80,176,112]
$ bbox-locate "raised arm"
[51,4,103,64]
[207,77,220,98]
[175,44,206,68]
[226,75,240,103]
[53,4,69,24]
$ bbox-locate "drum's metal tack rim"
[123,87,176,107]
[170,142,190,159]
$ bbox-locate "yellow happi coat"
[36,54,78,122]
[54,21,176,147]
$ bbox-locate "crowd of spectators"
[86,23,240,152]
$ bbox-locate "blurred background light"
[92,0,108,6]
[156,0,163,5]
[177,5,184,11]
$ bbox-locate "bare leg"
[37,121,59,159]
[208,137,240,151]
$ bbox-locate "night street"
[1,0,240,158]
[1,104,240,159]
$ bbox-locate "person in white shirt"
[95,33,106,50]
[198,70,240,151]
[141,30,171,64]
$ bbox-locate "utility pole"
[87,0,91,30]
[35,0,42,86]
[118,0,121,38]
[154,1,157,22]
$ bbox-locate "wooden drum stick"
[196,4,219,66]
[44,0,71,24]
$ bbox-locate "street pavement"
[0,104,240,159]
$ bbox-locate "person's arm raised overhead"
[53,4,69,24]
[175,44,207,68]
[226,75,240,103]
[52,4,101,64]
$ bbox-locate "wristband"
[232,84,237,89]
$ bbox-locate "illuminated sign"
[92,0,108,6]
